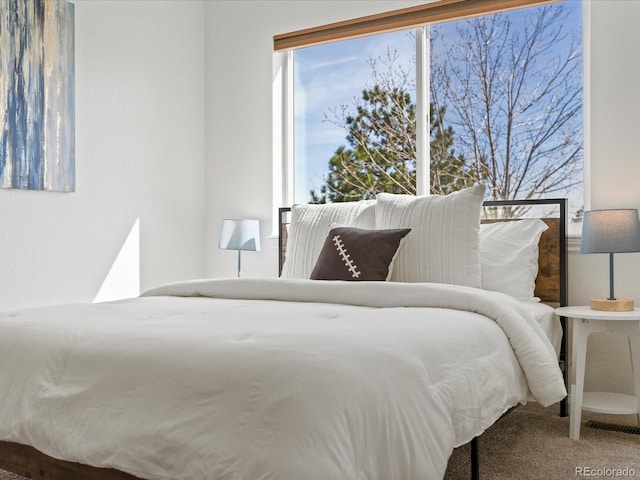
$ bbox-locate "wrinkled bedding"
[0,278,566,480]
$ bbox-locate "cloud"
[303,55,359,71]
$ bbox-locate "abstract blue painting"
[0,0,75,192]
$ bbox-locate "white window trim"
[582,0,591,214]
[415,26,429,196]
[271,50,294,235]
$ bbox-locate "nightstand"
[555,306,640,440]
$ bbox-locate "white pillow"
[480,219,549,301]
[281,200,376,279]
[375,184,486,287]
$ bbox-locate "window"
[276,0,583,224]
[293,30,417,204]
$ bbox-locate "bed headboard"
[278,198,567,306]
[482,198,567,306]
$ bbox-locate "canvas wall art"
[0,0,75,192]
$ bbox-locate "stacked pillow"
[480,219,548,301]
[281,200,375,279]
[375,183,485,287]
[280,183,548,301]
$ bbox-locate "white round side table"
[555,305,640,440]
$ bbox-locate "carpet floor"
[445,403,640,480]
[1,403,639,480]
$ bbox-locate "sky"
[293,29,415,202]
[293,0,583,219]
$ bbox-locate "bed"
[0,185,568,480]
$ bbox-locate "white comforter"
[0,278,566,480]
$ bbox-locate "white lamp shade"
[218,219,261,252]
[581,209,640,254]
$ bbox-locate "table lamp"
[218,219,260,277]
[580,209,640,311]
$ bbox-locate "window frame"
[273,0,561,52]
[272,0,585,235]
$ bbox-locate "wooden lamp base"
[590,298,635,312]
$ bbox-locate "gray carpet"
[1,403,639,479]
[0,472,23,480]
[445,403,640,480]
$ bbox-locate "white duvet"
[0,278,566,480]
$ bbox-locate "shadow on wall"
[93,218,140,303]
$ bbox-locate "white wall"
[204,0,640,394]
[0,0,206,310]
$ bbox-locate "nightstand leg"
[628,331,640,426]
[571,321,589,440]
